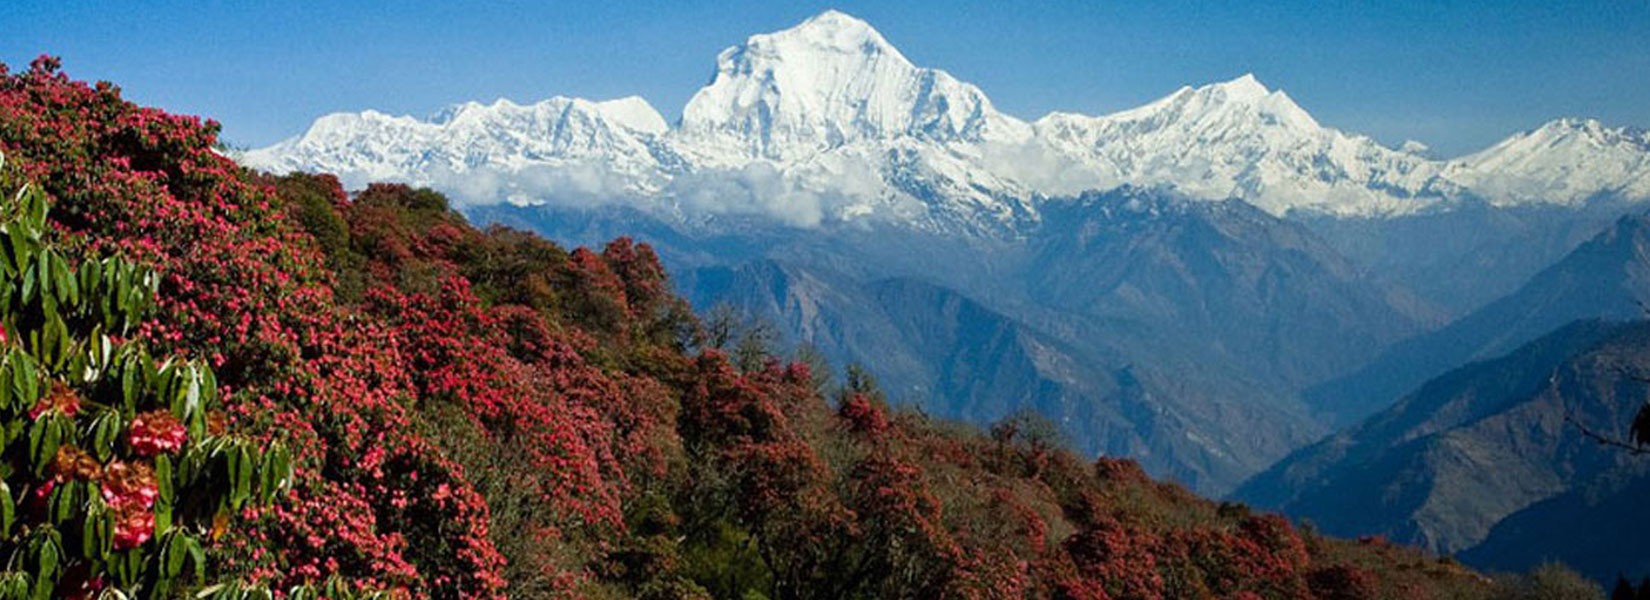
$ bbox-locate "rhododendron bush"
[0,165,289,598]
[0,57,1506,599]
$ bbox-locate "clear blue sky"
[4,1,1647,157]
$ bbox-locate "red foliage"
[1060,516,1165,600]
[1093,456,1151,486]
[0,57,504,595]
[837,393,891,435]
[101,461,160,549]
[1308,564,1381,600]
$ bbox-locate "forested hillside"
[0,56,1546,599]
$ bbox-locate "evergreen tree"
[1614,575,1637,600]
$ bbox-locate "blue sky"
[4,1,1647,157]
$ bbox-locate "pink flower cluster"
[127,410,187,456]
[100,462,159,549]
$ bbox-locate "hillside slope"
[1305,211,1650,424]
[0,58,1508,598]
[1237,319,1650,564]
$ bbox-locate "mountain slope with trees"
[0,57,1525,599]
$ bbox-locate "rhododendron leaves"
[81,500,113,560]
[8,352,39,411]
[29,528,62,587]
[154,454,174,532]
[0,164,293,597]
[161,530,187,580]
[88,409,121,461]
[0,481,13,537]
[27,411,67,476]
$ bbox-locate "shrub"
[0,161,288,598]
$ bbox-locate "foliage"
[0,160,289,598]
[1493,563,1604,600]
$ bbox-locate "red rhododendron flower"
[52,445,102,480]
[128,410,188,456]
[111,504,156,550]
[100,461,160,549]
[27,381,81,420]
[100,461,159,509]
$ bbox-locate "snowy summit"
[240,10,1650,231]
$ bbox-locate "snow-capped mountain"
[1034,75,1451,216]
[1445,118,1650,206]
[241,96,674,205]
[239,10,1650,229]
[677,10,1031,161]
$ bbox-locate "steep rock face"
[1235,320,1650,560]
[1460,463,1650,583]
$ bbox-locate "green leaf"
[0,481,13,537]
[27,414,60,477]
[156,455,175,535]
[113,547,142,589]
[183,366,203,420]
[186,534,205,583]
[10,352,37,409]
[6,226,32,276]
[229,444,252,509]
[156,453,175,503]
[90,409,120,461]
[49,253,72,308]
[0,572,27,600]
[23,185,45,232]
[165,530,186,579]
[0,357,12,414]
[32,534,57,583]
[80,501,102,561]
[121,354,140,413]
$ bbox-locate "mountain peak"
[788,10,890,48]
[677,9,1019,159]
[744,9,906,66]
[1211,73,1270,101]
[1450,117,1650,205]
[1199,74,1318,131]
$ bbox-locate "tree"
[1614,574,1636,600]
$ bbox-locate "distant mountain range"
[472,186,1438,494]
[1235,318,1650,581]
[1235,214,1650,579]
[241,10,1650,231]
[237,9,1650,578]
[1306,211,1650,424]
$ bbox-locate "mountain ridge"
[241,10,1650,226]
